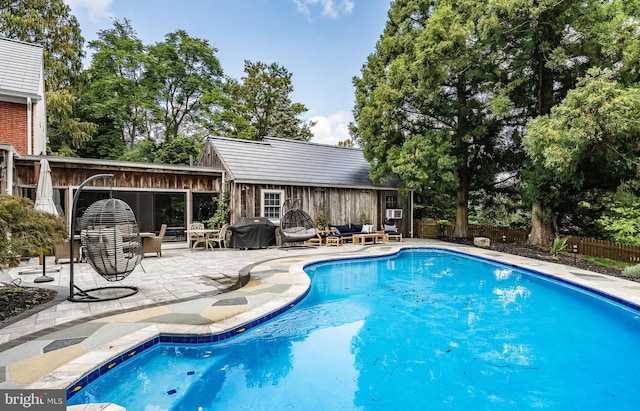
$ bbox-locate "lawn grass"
[582,255,633,270]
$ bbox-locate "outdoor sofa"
[328,223,376,240]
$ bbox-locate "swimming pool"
[67,248,640,410]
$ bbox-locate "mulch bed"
[0,285,57,322]
[443,238,632,280]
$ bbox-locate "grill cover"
[231,217,276,249]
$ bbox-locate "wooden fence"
[413,220,640,263]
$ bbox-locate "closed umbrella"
[34,159,58,216]
[32,159,59,282]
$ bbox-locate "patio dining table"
[184,229,220,250]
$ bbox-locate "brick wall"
[0,101,30,153]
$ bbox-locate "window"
[22,187,65,217]
[192,192,218,224]
[261,189,284,220]
[385,195,398,209]
[69,189,186,233]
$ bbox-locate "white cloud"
[293,0,355,19]
[64,0,113,22]
[309,111,353,146]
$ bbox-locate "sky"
[63,0,392,145]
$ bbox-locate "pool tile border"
[64,282,312,400]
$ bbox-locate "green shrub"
[0,194,67,265]
[549,237,567,258]
[622,264,640,278]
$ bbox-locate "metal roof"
[206,136,396,189]
[0,37,44,100]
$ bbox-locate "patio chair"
[383,222,403,242]
[189,222,209,250]
[207,223,230,249]
[143,224,167,257]
[54,237,82,264]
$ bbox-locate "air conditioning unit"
[385,209,402,219]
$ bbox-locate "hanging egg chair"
[80,198,143,281]
[279,198,318,247]
[68,174,141,302]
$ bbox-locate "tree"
[76,117,127,160]
[119,138,157,163]
[596,183,640,246]
[146,30,224,141]
[154,134,203,165]
[0,0,96,155]
[486,0,640,246]
[523,68,640,237]
[211,61,315,141]
[201,85,255,139]
[353,0,514,238]
[84,18,152,150]
[0,194,67,265]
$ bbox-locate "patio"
[1,239,640,396]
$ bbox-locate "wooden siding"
[202,138,410,235]
[14,162,222,193]
[200,142,226,171]
[230,183,409,234]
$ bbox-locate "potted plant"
[0,194,67,268]
[315,209,328,231]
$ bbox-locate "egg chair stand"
[68,174,141,302]
[278,198,318,248]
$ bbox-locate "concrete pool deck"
[1,239,640,404]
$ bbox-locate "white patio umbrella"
[34,159,58,216]
[30,159,60,282]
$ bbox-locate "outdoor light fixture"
[502,234,506,243]
[572,244,578,266]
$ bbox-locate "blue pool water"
[68,249,640,410]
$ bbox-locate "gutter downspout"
[6,149,13,195]
[27,97,33,155]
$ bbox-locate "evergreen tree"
[488,0,640,245]
[353,0,515,238]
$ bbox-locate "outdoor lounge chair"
[143,224,167,257]
[383,222,403,242]
[303,230,324,246]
